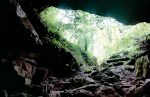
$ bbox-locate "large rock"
[95,86,121,97]
[12,55,49,85]
[125,79,150,97]
[91,69,119,83]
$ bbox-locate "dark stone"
[70,77,86,88]
[60,92,73,97]
[90,70,99,77]
[0,60,25,93]
[143,79,150,95]
[106,76,119,83]
[73,89,94,97]
[54,81,71,90]
[32,68,48,85]
[113,84,125,96]
[95,86,121,97]
[125,65,135,72]
[91,68,119,83]
[125,80,150,97]
[76,83,101,93]
[112,62,124,66]
[27,85,43,96]
[125,85,143,97]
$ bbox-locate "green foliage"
[43,30,96,67]
[110,22,150,58]
[39,6,150,68]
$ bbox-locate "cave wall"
[0,0,149,95]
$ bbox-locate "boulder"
[12,58,49,85]
[95,86,121,97]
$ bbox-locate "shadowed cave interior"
[0,0,150,97]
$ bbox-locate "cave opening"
[0,0,150,97]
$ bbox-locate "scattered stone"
[60,92,73,97]
[95,86,121,97]
[111,62,124,66]
[2,0,150,97]
[73,89,94,97]
[91,71,119,83]
[12,58,49,85]
[113,84,125,96]
[125,65,135,71]
[48,91,61,97]
[54,81,71,90]
[90,70,100,77]
[125,79,150,97]
[70,77,86,88]
[72,83,101,93]
[143,79,150,95]
[125,85,143,97]
[85,77,95,83]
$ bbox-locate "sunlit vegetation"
[40,6,150,66]
[47,33,96,66]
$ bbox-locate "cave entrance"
[39,6,150,65]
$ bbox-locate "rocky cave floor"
[1,0,150,97]
[0,49,150,97]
